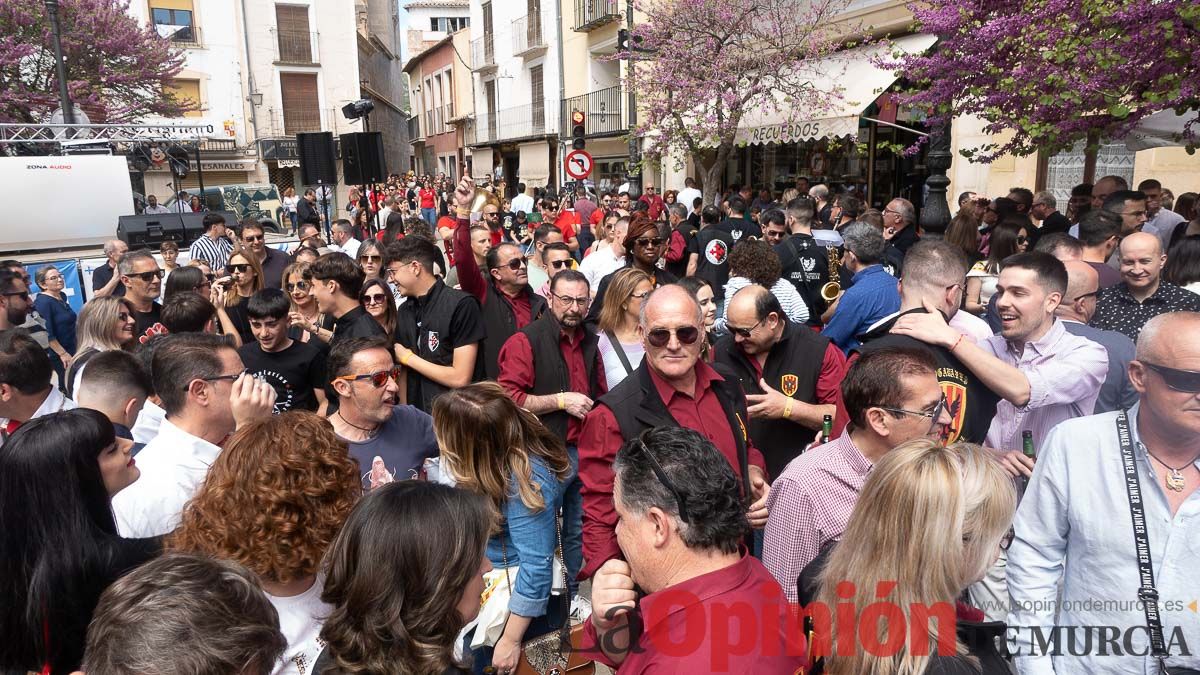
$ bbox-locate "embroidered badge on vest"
[427,330,440,352]
[780,374,799,397]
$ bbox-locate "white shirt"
[331,237,361,259]
[676,187,703,211]
[112,417,222,537]
[511,193,535,216]
[0,387,76,444]
[172,200,192,213]
[597,331,645,389]
[131,399,165,445]
[949,309,993,343]
[143,204,171,215]
[578,248,625,292]
[270,575,333,675]
[1144,208,1186,251]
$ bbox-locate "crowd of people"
[1,169,1199,675]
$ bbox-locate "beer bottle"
[821,414,833,444]
[1018,430,1035,498]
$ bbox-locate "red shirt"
[581,552,807,672]
[578,361,766,578]
[589,208,606,226]
[553,212,579,242]
[418,188,436,208]
[497,327,608,446]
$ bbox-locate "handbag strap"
[604,330,635,376]
[1116,410,1171,665]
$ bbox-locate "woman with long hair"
[314,481,493,675]
[163,264,211,301]
[0,409,157,675]
[812,440,1015,675]
[189,194,204,212]
[419,178,438,227]
[359,278,396,341]
[67,296,137,398]
[432,383,571,675]
[223,245,265,343]
[678,276,718,359]
[596,267,652,387]
[944,211,982,264]
[1163,235,1200,295]
[965,220,1028,315]
[356,239,385,280]
[353,205,373,241]
[170,412,361,675]
[283,262,333,345]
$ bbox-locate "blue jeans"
[465,598,567,674]
[563,444,583,599]
[421,207,438,228]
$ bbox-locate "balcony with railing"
[265,107,331,137]
[561,86,626,137]
[512,14,546,57]
[409,116,423,143]
[468,99,558,145]
[471,35,496,71]
[271,28,320,65]
[442,103,456,131]
[574,0,620,31]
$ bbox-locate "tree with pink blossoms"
[893,0,1200,162]
[0,0,189,124]
[620,0,855,203]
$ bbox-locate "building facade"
[559,0,627,193]
[357,0,412,175]
[404,0,470,60]
[405,30,474,180]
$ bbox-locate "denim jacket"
[486,455,565,618]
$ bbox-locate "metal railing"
[512,14,545,56]
[471,35,496,70]
[266,107,327,136]
[443,103,455,132]
[197,138,237,152]
[574,0,620,31]
[408,116,423,142]
[163,23,202,46]
[561,86,626,136]
[469,100,559,145]
[272,28,320,64]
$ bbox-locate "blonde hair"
[815,440,1016,675]
[225,245,264,307]
[76,296,137,352]
[598,268,652,333]
[431,382,569,524]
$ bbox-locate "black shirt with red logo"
[693,226,736,303]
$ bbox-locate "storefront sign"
[278,159,300,168]
[146,158,258,173]
[736,116,860,146]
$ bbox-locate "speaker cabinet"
[297,132,337,186]
[117,214,186,248]
[340,132,386,185]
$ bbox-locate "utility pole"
[624,0,641,200]
[44,0,75,126]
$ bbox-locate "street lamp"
[44,0,76,125]
[248,91,264,106]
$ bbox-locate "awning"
[518,141,550,188]
[1124,110,1200,151]
[734,33,938,146]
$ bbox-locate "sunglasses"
[3,291,30,301]
[183,369,249,390]
[229,264,252,274]
[286,281,312,292]
[728,316,765,339]
[242,234,264,242]
[332,366,403,388]
[549,259,573,270]
[360,255,382,264]
[645,325,701,348]
[126,270,162,282]
[635,237,666,248]
[501,258,527,271]
[1017,236,1028,245]
[633,430,691,523]
[204,273,216,282]
[362,293,388,305]
[1142,362,1200,393]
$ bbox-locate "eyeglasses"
[2,291,30,301]
[126,270,162,282]
[42,275,63,282]
[362,293,388,305]
[183,369,249,390]
[727,316,765,339]
[629,290,651,300]
[549,259,573,270]
[635,237,665,249]
[632,430,691,523]
[645,325,701,348]
[286,281,312,292]
[501,258,527,271]
[1141,362,1200,393]
[242,234,264,242]
[875,394,948,436]
[359,255,382,263]
[332,366,403,388]
[229,264,252,274]
[484,211,500,218]
[553,293,590,308]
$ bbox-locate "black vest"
[596,360,750,491]
[775,233,831,324]
[520,313,601,441]
[394,279,477,412]
[713,322,829,480]
[693,226,735,301]
[481,281,547,380]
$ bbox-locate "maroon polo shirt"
[497,326,607,446]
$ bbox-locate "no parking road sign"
[564,149,593,180]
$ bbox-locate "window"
[430,17,469,32]
[149,0,194,41]
[279,72,321,134]
[275,5,313,63]
[165,79,202,118]
[530,65,544,132]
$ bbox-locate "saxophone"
[820,245,841,302]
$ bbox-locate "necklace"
[335,411,378,438]
[1145,449,1193,492]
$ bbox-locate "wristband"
[783,398,794,419]
[401,352,414,366]
[557,392,566,410]
[456,207,471,219]
[950,333,964,352]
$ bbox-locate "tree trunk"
[699,141,733,206]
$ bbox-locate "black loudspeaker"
[340,132,386,185]
[297,132,337,186]
[117,214,186,248]
[179,211,236,246]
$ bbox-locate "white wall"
[469,0,561,135]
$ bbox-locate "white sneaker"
[569,595,593,623]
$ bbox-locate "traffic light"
[617,28,628,53]
[571,110,586,150]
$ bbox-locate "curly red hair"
[169,412,362,584]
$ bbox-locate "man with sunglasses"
[498,269,606,598]
[526,224,564,292]
[449,176,548,380]
[113,333,276,537]
[1090,231,1200,342]
[326,336,437,487]
[238,222,288,289]
[763,346,951,602]
[578,285,769,580]
[1057,260,1138,414]
[538,198,580,253]
[0,269,31,331]
[118,249,164,341]
[1008,311,1200,674]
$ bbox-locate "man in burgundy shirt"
[584,426,806,671]
[578,284,770,580]
[498,269,607,596]
[451,175,547,380]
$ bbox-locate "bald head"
[1058,260,1100,322]
[1119,231,1162,259]
[1136,312,1200,363]
[641,283,702,327]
